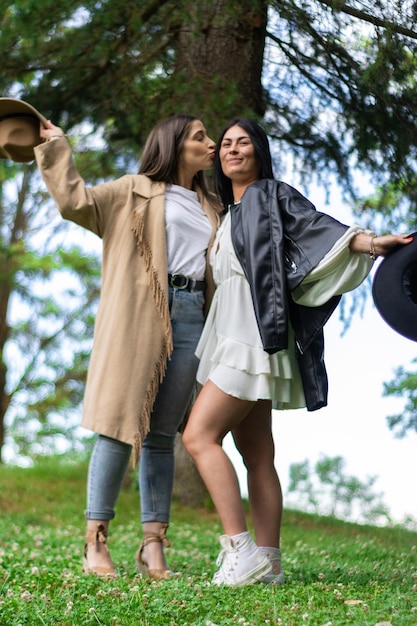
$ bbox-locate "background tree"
[0,137,128,463]
[382,364,417,437]
[0,156,103,464]
[2,0,417,200]
[1,0,417,464]
[286,455,391,525]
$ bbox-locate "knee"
[182,425,198,460]
[181,427,193,455]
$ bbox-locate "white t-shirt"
[165,184,212,280]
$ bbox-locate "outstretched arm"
[349,232,413,259]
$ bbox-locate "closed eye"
[193,131,206,142]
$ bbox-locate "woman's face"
[178,120,216,178]
[219,125,260,185]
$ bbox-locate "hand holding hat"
[372,232,417,342]
[0,97,50,163]
[349,231,413,257]
[39,119,66,143]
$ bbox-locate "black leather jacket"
[230,179,349,411]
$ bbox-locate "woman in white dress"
[182,118,412,586]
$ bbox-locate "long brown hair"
[139,114,211,198]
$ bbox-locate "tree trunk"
[171,0,267,506]
[174,0,268,133]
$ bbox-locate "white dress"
[196,211,373,409]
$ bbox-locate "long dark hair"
[139,114,211,197]
[214,118,274,208]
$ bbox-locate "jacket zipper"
[295,339,304,355]
[284,252,297,273]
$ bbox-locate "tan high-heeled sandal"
[135,524,175,580]
[83,523,118,579]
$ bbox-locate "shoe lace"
[96,524,108,545]
[215,536,234,569]
[216,548,227,567]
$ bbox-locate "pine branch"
[316,0,417,41]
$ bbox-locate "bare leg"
[232,400,282,548]
[232,403,285,583]
[183,381,273,585]
[183,380,257,535]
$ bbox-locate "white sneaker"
[257,547,285,584]
[212,532,272,586]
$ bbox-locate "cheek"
[193,146,206,158]
[248,153,258,171]
[220,162,231,176]
[219,153,228,169]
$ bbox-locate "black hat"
[372,233,417,342]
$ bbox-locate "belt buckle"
[170,273,189,289]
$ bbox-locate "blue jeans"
[85,287,205,522]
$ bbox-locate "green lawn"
[0,457,416,625]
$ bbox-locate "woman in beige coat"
[36,114,220,579]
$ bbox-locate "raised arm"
[39,119,66,142]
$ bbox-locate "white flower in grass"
[20,590,33,602]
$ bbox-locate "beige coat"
[35,138,220,461]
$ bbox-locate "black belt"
[168,273,206,292]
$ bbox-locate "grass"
[0,456,416,625]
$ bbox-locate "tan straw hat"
[0,97,48,163]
